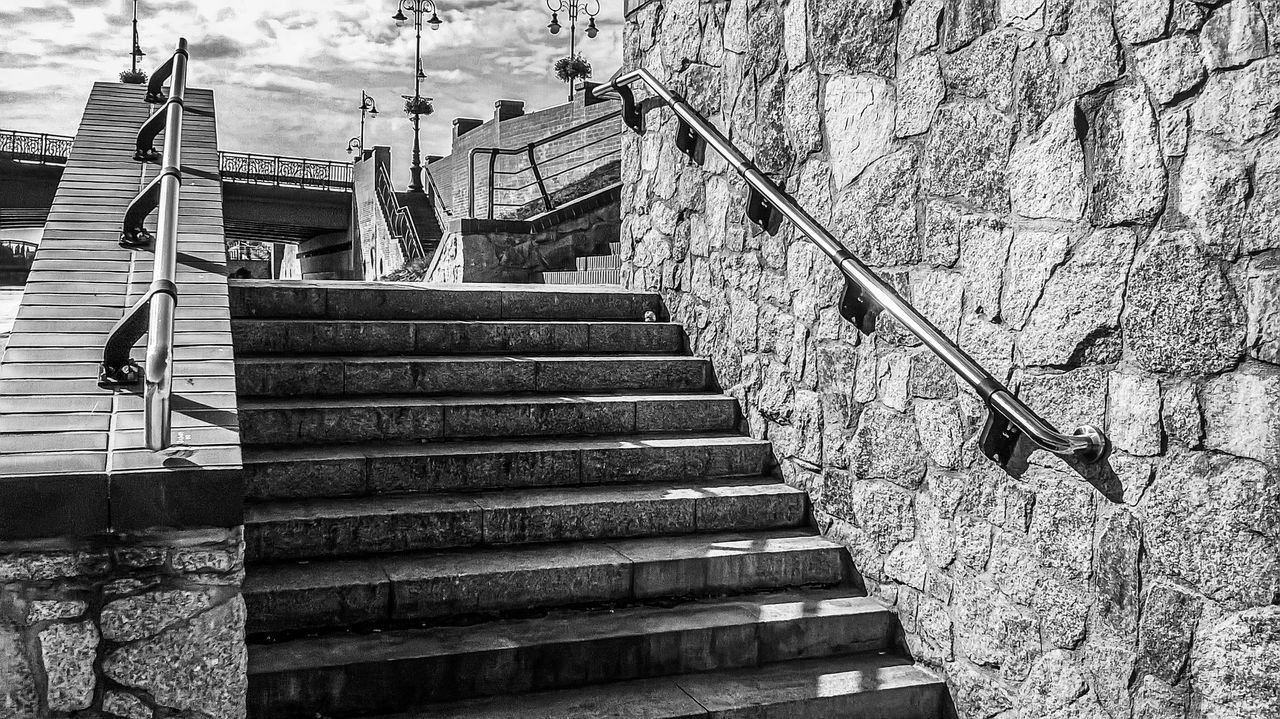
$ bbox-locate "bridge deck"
[0,82,241,539]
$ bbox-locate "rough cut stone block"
[923,102,1013,213]
[944,0,996,51]
[1122,229,1246,375]
[1,625,39,718]
[783,0,807,68]
[1178,140,1250,258]
[1201,0,1268,69]
[1191,606,1280,718]
[784,67,822,157]
[849,404,927,489]
[1192,57,1280,143]
[953,580,1040,680]
[1132,34,1205,105]
[1107,372,1162,456]
[958,216,1011,321]
[1246,253,1280,363]
[1091,86,1166,226]
[896,54,945,138]
[1053,0,1121,97]
[823,74,895,189]
[1202,361,1280,466]
[1137,581,1200,683]
[833,148,920,266]
[101,590,213,643]
[944,29,1018,110]
[808,0,896,75]
[1115,0,1171,43]
[38,621,97,712]
[1244,151,1280,254]
[1017,650,1108,718]
[1139,450,1280,607]
[947,662,1012,718]
[900,0,944,58]
[1001,229,1072,330]
[1009,105,1087,221]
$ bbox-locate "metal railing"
[220,151,353,191]
[0,130,73,165]
[375,163,427,260]
[591,69,1110,470]
[467,109,623,219]
[98,38,191,452]
[423,164,453,231]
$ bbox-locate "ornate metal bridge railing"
[0,130,74,165]
[219,151,354,191]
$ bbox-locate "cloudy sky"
[0,0,623,180]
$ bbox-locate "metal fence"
[0,130,73,165]
[219,151,354,191]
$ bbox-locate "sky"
[0,0,624,180]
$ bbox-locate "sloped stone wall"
[1,530,246,718]
[622,0,1280,716]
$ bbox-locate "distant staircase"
[228,279,944,719]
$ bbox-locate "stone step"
[232,319,683,356]
[243,530,847,634]
[235,355,709,398]
[246,591,898,717]
[372,655,944,719]
[244,478,807,561]
[241,433,774,501]
[229,280,662,321]
[238,393,739,446]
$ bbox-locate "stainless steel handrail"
[466,109,622,219]
[99,38,190,452]
[590,68,1109,469]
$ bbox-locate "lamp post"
[546,0,600,100]
[131,0,146,73]
[346,90,379,156]
[391,0,442,193]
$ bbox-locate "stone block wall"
[1,529,246,718]
[622,0,1280,716]
[352,147,406,281]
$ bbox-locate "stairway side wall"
[621,2,1280,717]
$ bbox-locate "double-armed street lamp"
[391,0,443,193]
[346,91,379,156]
[546,0,599,99]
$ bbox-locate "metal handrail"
[422,164,453,231]
[467,109,622,219]
[375,163,427,260]
[98,37,191,452]
[591,68,1109,470]
[0,129,74,165]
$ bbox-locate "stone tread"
[232,319,685,356]
[243,478,807,561]
[237,392,740,445]
[234,354,710,397]
[240,433,774,500]
[243,529,847,634]
[350,655,944,719]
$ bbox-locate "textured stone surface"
[849,403,928,489]
[808,0,896,75]
[104,691,152,719]
[785,67,823,157]
[1123,230,1246,375]
[945,0,997,51]
[1202,361,1280,465]
[945,30,1018,110]
[105,598,246,719]
[101,590,214,643]
[1140,450,1280,607]
[823,74,894,188]
[1180,141,1250,258]
[901,0,945,58]
[1192,57,1280,144]
[833,148,920,266]
[896,54,945,138]
[1137,581,1200,683]
[39,621,98,711]
[1,625,38,718]
[1107,372,1162,456]
[1245,153,1280,254]
[1054,0,1121,97]
[1192,606,1280,718]
[1008,105,1087,220]
[1019,228,1136,366]
[923,102,1012,212]
[1201,0,1269,70]
[1247,253,1280,363]
[1091,86,1166,226]
[1115,0,1171,44]
[959,216,1011,321]
[1133,34,1206,105]
[1001,229,1071,330]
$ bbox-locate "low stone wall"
[1,529,246,718]
[623,0,1280,716]
[427,197,619,283]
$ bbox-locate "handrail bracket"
[979,409,1024,469]
[746,185,783,235]
[98,280,178,389]
[838,277,882,335]
[675,119,705,165]
[121,167,181,248]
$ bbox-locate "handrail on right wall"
[591,68,1110,471]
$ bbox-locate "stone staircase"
[228,279,944,719]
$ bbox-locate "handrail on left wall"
[98,37,190,452]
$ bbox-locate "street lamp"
[391,0,443,193]
[546,0,600,99]
[130,0,146,73]
[347,90,379,156]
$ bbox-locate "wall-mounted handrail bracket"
[979,405,1024,469]
[675,119,705,166]
[838,277,882,335]
[134,98,181,162]
[120,167,180,248]
[746,185,783,236]
[98,280,178,389]
[143,45,187,104]
[616,85,645,134]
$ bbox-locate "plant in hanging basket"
[554,54,592,84]
[119,69,148,84]
[404,96,434,118]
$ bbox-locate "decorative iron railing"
[376,163,427,261]
[219,151,353,191]
[467,109,623,219]
[591,68,1110,472]
[0,130,73,165]
[98,38,191,451]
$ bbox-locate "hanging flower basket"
[119,69,148,84]
[404,96,434,118]
[554,54,592,84]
